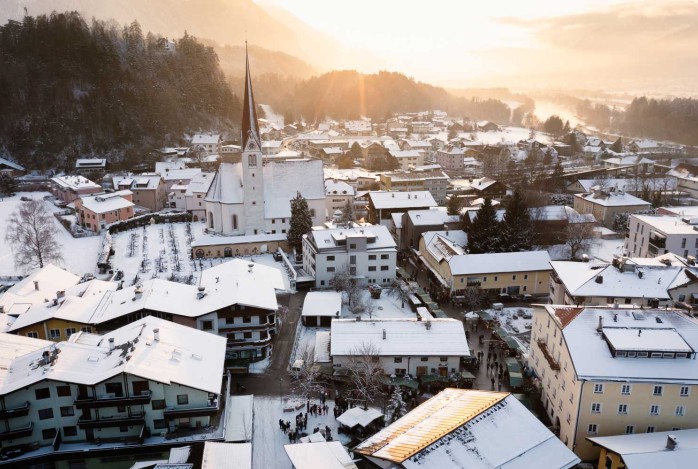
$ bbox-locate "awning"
[420,374,450,383]
[504,336,520,350]
[379,375,419,389]
[494,327,510,339]
[509,372,523,388]
[477,311,493,321]
[396,267,410,278]
[460,370,476,380]
[431,309,448,318]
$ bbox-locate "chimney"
[597,315,603,332]
[667,435,678,450]
[248,263,254,273]
[108,338,115,352]
[382,329,386,340]
[638,329,642,337]
[153,328,160,341]
[595,275,603,284]
[56,290,65,300]
[41,350,50,365]
[34,280,39,291]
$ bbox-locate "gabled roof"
[0,264,81,314]
[205,163,244,204]
[355,389,579,468]
[448,251,552,276]
[264,160,325,219]
[368,191,437,210]
[588,429,698,469]
[0,156,25,171]
[576,191,651,207]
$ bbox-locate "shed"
[301,291,343,327]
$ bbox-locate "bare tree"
[461,286,489,311]
[387,279,414,308]
[566,216,596,260]
[347,342,386,410]
[5,199,63,271]
[291,344,325,402]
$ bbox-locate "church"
[192,49,325,258]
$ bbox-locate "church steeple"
[241,43,261,152]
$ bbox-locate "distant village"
[2,54,698,469]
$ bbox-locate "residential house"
[388,150,424,170]
[435,146,465,171]
[190,134,221,156]
[531,304,698,461]
[400,208,461,250]
[355,388,579,468]
[75,190,135,232]
[0,316,225,452]
[532,205,596,245]
[379,170,450,205]
[114,174,167,212]
[74,158,106,176]
[0,156,25,176]
[476,121,500,132]
[302,225,397,288]
[184,172,215,222]
[573,189,651,228]
[330,318,469,377]
[51,175,102,204]
[367,191,437,226]
[325,179,355,216]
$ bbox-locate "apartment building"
[379,170,450,205]
[51,175,102,204]
[114,174,167,212]
[367,191,437,226]
[0,316,225,452]
[325,179,355,215]
[302,225,397,288]
[75,190,135,232]
[530,305,698,461]
[625,214,698,258]
[435,146,465,171]
[399,208,461,250]
[330,318,468,377]
[573,189,651,228]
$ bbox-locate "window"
[42,428,57,440]
[676,405,685,417]
[232,214,238,230]
[57,385,71,397]
[105,382,123,398]
[368,266,376,271]
[524,274,528,280]
[152,399,166,410]
[63,426,78,437]
[26,331,38,338]
[594,384,604,394]
[394,357,403,363]
[119,426,129,433]
[647,426,656,433]
[248,154,257,167]
[177,394,189,405]
[243,316,252,323]
[49,329,60,339]
[625,425,635,434]
[512,275,517,280]
[494,276,498,282]
[153,419,166,429]
[591,403,601,413]
[349,244,356,249]
[201,320,213,331]
[65,328,77,338]
[680,386,690,397]
[380,266,389,271]
[243,332,252,339]
[35,388,50,400]
[368,255,376,260]
[81,327,92,333]
[327,256,335,261]
[587,424,598,435]
[327,267,336,272]
[618,404,628,415]
[225,317,235,325]
[420,357,429,362]
[653,385,663,396]
[381,254,389,260]
[38,408,54,420]
[60,406,75,417]
[621,384,632,395]
[650,405,660,416]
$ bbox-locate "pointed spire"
[242,42,261,152]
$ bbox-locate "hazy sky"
[257,0,698,91]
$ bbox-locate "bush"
[108,212,192,234]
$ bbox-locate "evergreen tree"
[611,137,623,153]
[288,192,313,250]
[501,189,533,251]
[550,160,566,193]
[563,120,571,134]
[336,153,354,169]
[466,197,501,254]
[349,142,363,159]
[386,387,407,422]
[0,174,18,199]
[446,195,462,216]
[543,148,553,166]
[339,199,355,224]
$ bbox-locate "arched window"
[224,247,233,258]
[249,155,257,167]
[195,249,205,259]
[232,214,238,230]
[310,209,316,218]
[208,212,214,229]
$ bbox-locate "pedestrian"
[322,392,326,405]
[498,382,502,391]
[491,377,495,389]
[279,418,284,430]
[306,400,310,412]
[289,431,294,443]
[286,421,291,432]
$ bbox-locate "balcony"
[164,401,219,419]
[74,391,151,409]
[0,401,30,419]
[0,423,33,441]
[77,413,145,429]
[536,339,561,371]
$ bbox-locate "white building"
[325,179,355,216]
[625,214,698,258]
[0,316,225,451]
[302,225,397,288]
[355,389,579,468]
[191,134,221,156]
[330,318,468,377]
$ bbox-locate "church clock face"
[248,142,257,150]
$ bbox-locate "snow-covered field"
[109,221,292,289]
[251,396,351,469]
[0,192,101,277]
[461,126,555,146]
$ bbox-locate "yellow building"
[531,305,698,462]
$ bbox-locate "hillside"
[208,42,316,80]
[0,12,240,169]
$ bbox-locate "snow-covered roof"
[262,140,283,149]
[421,231,468,251]
[325,179,354,196]
[314,331,331,363]
[264,160,326,219]
[0,156,24,171]
[550,260,692,300]
[407,208,459,226]
[470,176,499,192]
[448,251,551,276]
[355,389,579,468]
[0,264,81,314]
[605,156,655,166]
[202,442,251,469]
[191,134,220,145]
[368,191,437,210]
[159,168,202,182]
[0,316,226,395]
[75,158,106,168]
[533,205,592,222]
[302,292,343,318]
[155,161,186,173]
[391,212,403,229]
[631,214,698,235]
[424,232,466,262]
[51,175,101,191]
[205,163,244,204]
[115,174,162,190]
[389,150,421,159]
[284,441,358,469]
[330,318,469,357]
[308,225,396,252]
[79,190,134,214]
[337,407,384,429]
[184,172,215,196]
[550,305,698,383]
[225,395,253,442]
[588,429,698,469]
[572,178,676,193]
[0,333,52,384]
[191,232,289,248]
[576,191,651,208]
[383,170,448,182]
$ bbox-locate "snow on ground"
[252,396,351,469]
[489,307,534,336]
[248,355,271,375]
[0,192,101,277]
[109,221,292,289]
[469,126,554,146]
